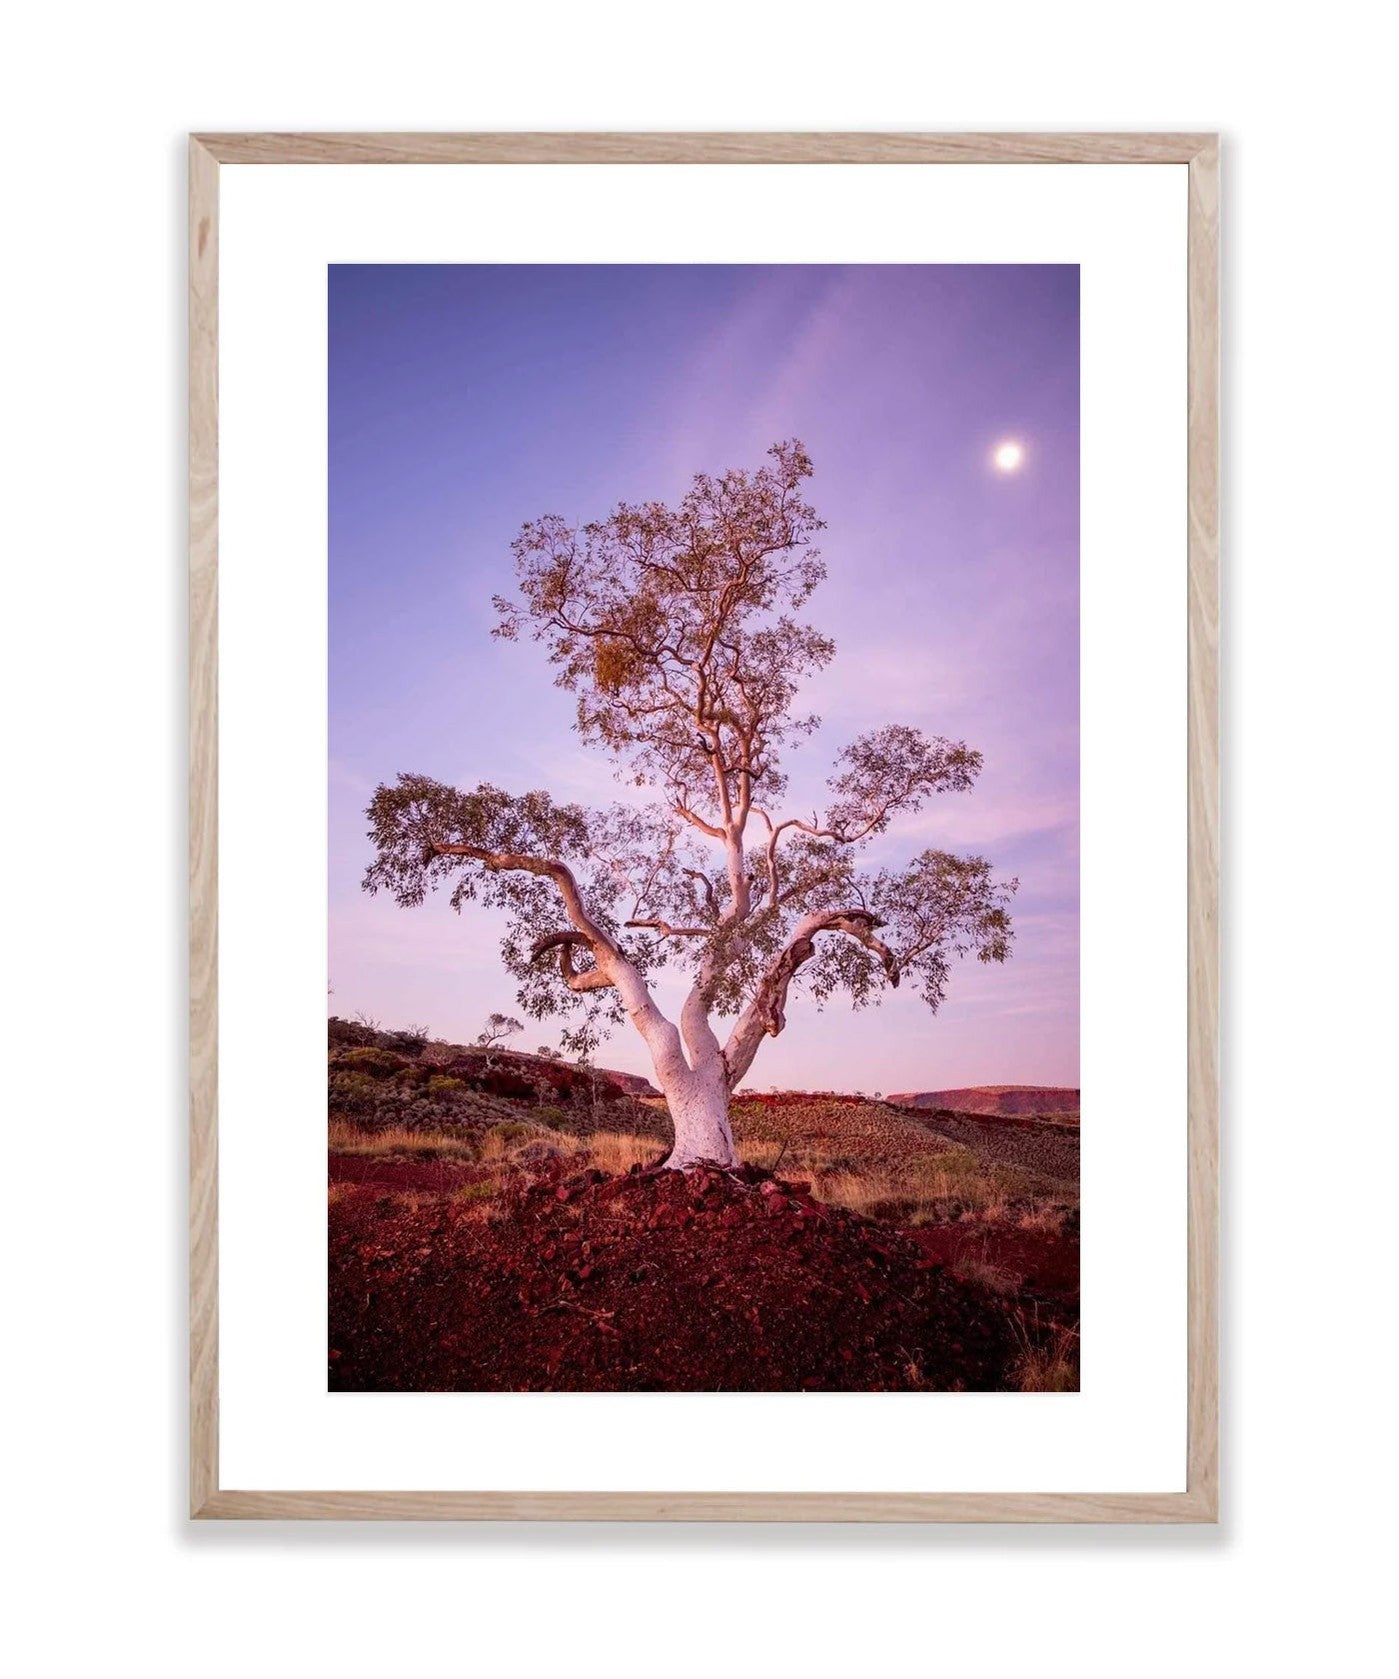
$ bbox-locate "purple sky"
[329,265,1078,1091]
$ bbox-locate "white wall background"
[3,4,1393,1675]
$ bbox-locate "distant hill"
[596,1067,661,1099]
[888,1085,1080,1117]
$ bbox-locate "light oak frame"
[190,131,1219,1522]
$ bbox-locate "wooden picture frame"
[190,131,1218,1521]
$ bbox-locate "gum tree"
[364,443,1015,1169]
[476,1012,523,1049]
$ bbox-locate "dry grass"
[732,1097,957,1173]
[809,1168,903,1215]
[329,1113,670,1181]
[322,1114,1069,1232]
[1010,1318,1080,1392]
[949,1246,1022,1296]
[808,1147,1068,1227]
[732,1135,781,1170]
[478,1122,662,1171]
[329,1102,1074,1235]
[580,1131,667,1174]
[478,1120,564,1163]
[1015,1204,1074,1236]
[452,1178,499,1202]
[451,1178,509,1222]
[328,1119,478,1159]
[372,1189,434,1216]
[730,1099,1075,1229]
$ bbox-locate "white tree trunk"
[599,955,739,1170]
[658,1056,738,1171]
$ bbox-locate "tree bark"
[659,1063,739,1170]
[659,985,739,1169]
[601,946,739,1170]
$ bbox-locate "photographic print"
[327,262,1080,1395]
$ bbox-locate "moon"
[992,439,1025,474]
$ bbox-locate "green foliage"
[328,1073,509,1135]
[327,1070,380,1114]
[496,440,830,806]
[868,849,1017,1011]
[363,779,594,913]
[339,1046,407,1079]
[825,725,983,841]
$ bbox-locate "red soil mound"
[329,1162,1019,1392]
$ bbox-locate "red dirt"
[328,1161,1022,1392]
[329,1152,487,1193]
[906,1223,1080,1309]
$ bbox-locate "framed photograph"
[190,132,1218,1521]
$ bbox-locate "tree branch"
[429,842,620,958]
[529,930,616,993]
[671,801,727,841]
[722,909,899,1089]
[682,867,718,917]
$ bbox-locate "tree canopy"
[364,441,1015,1106]
[476,1012,524,1049]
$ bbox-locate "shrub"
[327,1071,381,1115]
[328,1015,379,1048]
[427,1075,469,1100]
[384,1026,429,1056]
[338,1047,407,1079]
[480,1120,562,1162]
[513,1140,563,1164]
